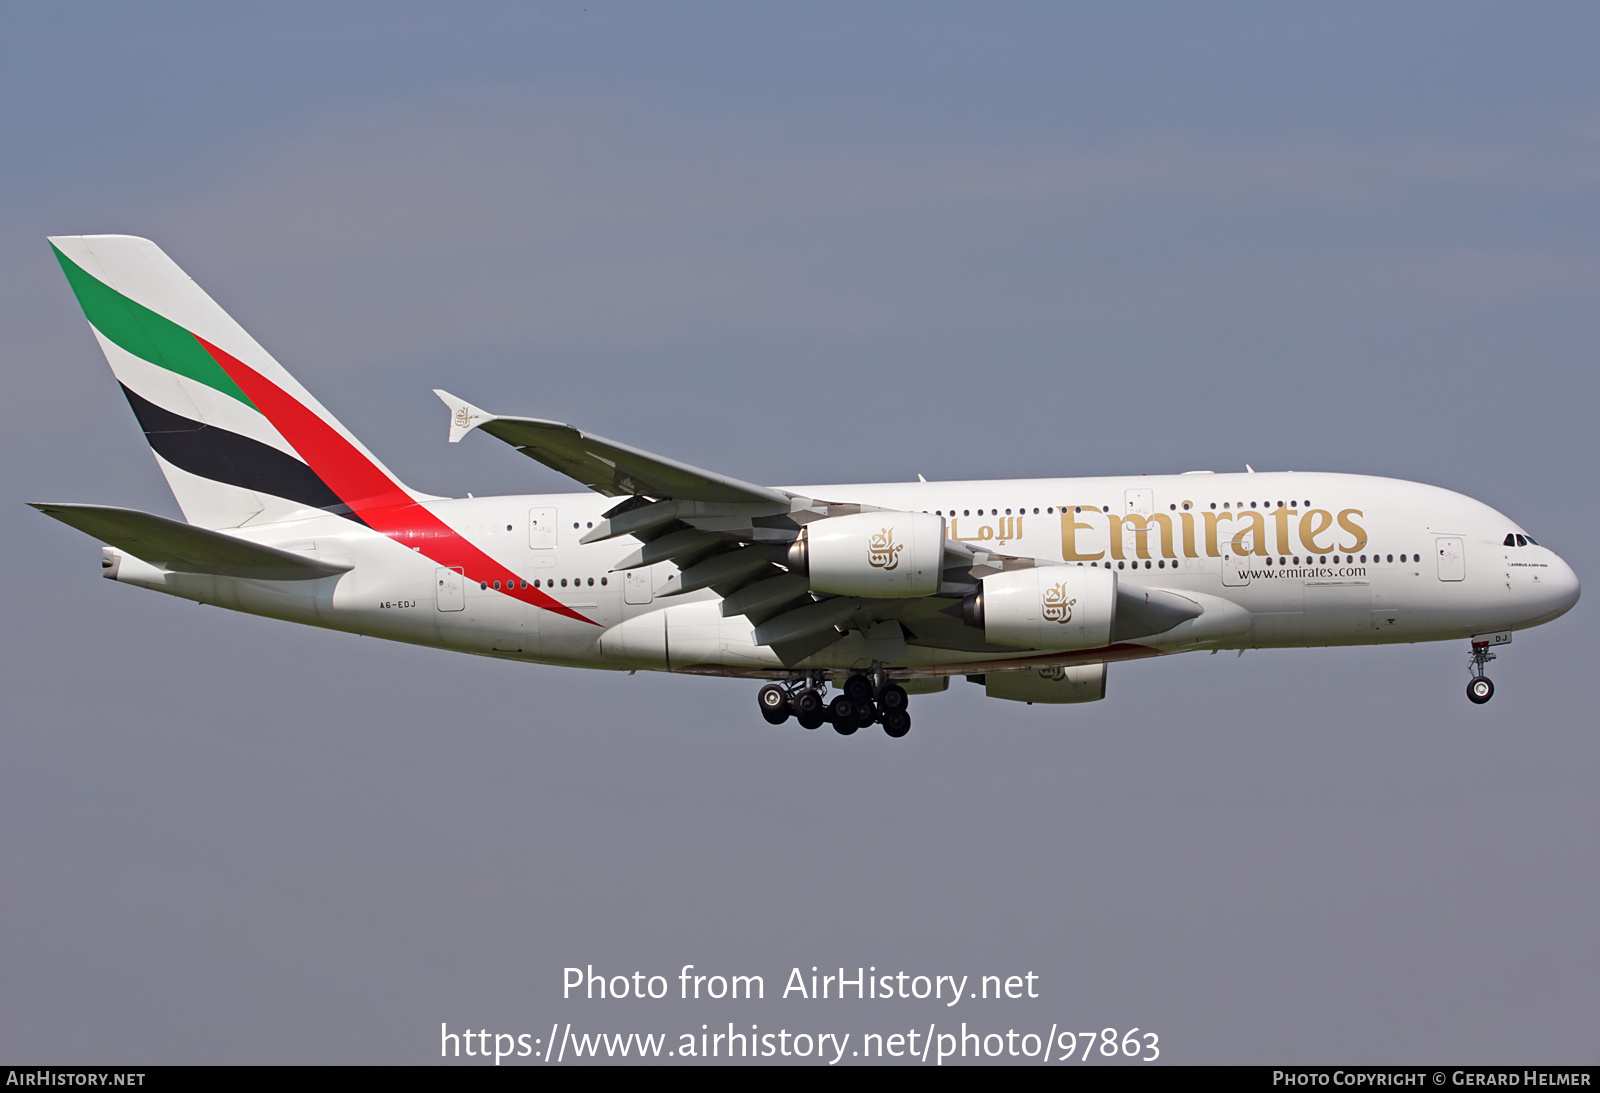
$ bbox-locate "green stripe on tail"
[52,244,255,409]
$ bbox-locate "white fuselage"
[103,471,1581,680]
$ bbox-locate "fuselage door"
[1123,489,1154,559]
[1220,552,1251,587]
[1436,536,1465,581]
[624,566,654,606]
[529,508,558,550]
[436,566,465,611]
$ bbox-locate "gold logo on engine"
[867,528,904,571]
[1041,582,1077,623]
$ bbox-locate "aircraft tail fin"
[49,235,418,529]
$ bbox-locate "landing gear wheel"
[882,709,911,738]
[1467,676,1494,704]
[832,714,858,736]
[878,684,908,712]
[758,684,790,724]
[828,694,857,727]
[855,701,878,729]
[794,689,823,718]
[843,674,874,701]
[797,709,825,730]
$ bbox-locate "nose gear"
[1466,640,1497,704]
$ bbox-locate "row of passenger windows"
[929,501,1319,517]
[1084,553,1419,570]
[1503,533,1539,547]
[481,577,608,591]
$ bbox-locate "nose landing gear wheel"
[1466,639,1499,705]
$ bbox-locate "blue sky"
[4,3,1597,1063]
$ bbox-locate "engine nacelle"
[984,663,1107,704]
[791,511,944,598]
[970,565,1117,649]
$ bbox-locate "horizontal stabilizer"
[30,503,351,581]
[434,391,787,504]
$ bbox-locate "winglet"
[433,389,495,444]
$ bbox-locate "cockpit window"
[1504,533,1516,546]
[1525,534,1538,545]
[1515,534,1528,547]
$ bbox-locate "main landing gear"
[1466,640,1496,705]
[756,674,911,738]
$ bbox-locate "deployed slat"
[719,572,811,618]
[753,597,861,647]
[611,528,723,571]
[665,546,788,596]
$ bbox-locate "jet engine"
[966,566,1117,649]
[788,511,944,598]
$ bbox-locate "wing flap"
[31,503,350,581]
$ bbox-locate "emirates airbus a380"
[34,236,1580,738]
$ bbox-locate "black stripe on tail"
[120,384,363,521]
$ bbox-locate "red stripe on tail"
[196,336,597,625]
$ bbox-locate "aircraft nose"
[1550,553,1581,617]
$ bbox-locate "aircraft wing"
[434,390,788,504]
[434,391,1072,665]
[31,503,350,581]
